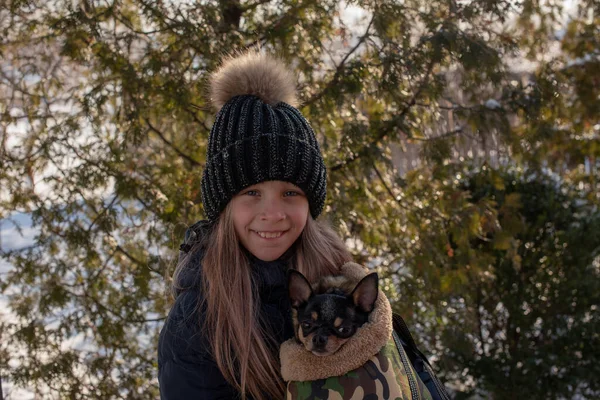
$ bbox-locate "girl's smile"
[252,230,287,239]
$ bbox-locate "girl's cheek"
[232,202,256,222]
[237,198,259,210]
[288,198,309,211]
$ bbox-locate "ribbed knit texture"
[201,95,327,222]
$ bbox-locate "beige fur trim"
[280,262,393,381]
[209,48,298,110]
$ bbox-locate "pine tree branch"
[115,243,165,277]
[245,1,319,49]
[372,163,410,211]
[329,58,437,172]
[86,195,120,234]
[144,118,203,167]
[240,0,272,12]
[64,286,166,325]
[303,15,375,107]
[411,127,464,142]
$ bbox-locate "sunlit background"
[1,0,598,398]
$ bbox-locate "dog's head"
[288,270,378,356]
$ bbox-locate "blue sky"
[0,212,37,253]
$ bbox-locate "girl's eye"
[284,191,300,197]
[244,190,259,196]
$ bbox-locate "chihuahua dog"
[287,270,379,356]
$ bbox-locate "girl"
[157,49,353,399]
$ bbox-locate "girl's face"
[230,180,309,261]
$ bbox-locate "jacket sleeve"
[158,290,238,400]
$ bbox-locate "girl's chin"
[249,250,284,262]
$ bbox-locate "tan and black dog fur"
[288,270,378,357]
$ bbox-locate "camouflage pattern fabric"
[285,338,434,400]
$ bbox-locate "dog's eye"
[301,322,312,329]
[338,326,351,335]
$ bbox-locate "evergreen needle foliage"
[1,0,598,398]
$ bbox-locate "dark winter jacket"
[157,221,296,399]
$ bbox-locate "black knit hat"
[201,51,327,222]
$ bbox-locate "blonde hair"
[171,203,352,399]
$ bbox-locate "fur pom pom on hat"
[200,49,327,222]
[210,50,298,109]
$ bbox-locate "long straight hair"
[172,204,352,399]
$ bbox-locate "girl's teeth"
[256,231,282,238]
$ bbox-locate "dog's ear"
[288,270,313,309]
[351,273,379,313]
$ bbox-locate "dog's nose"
[312,335,327,347]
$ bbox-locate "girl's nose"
[259,199,286,221]
[260,209,286,221]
